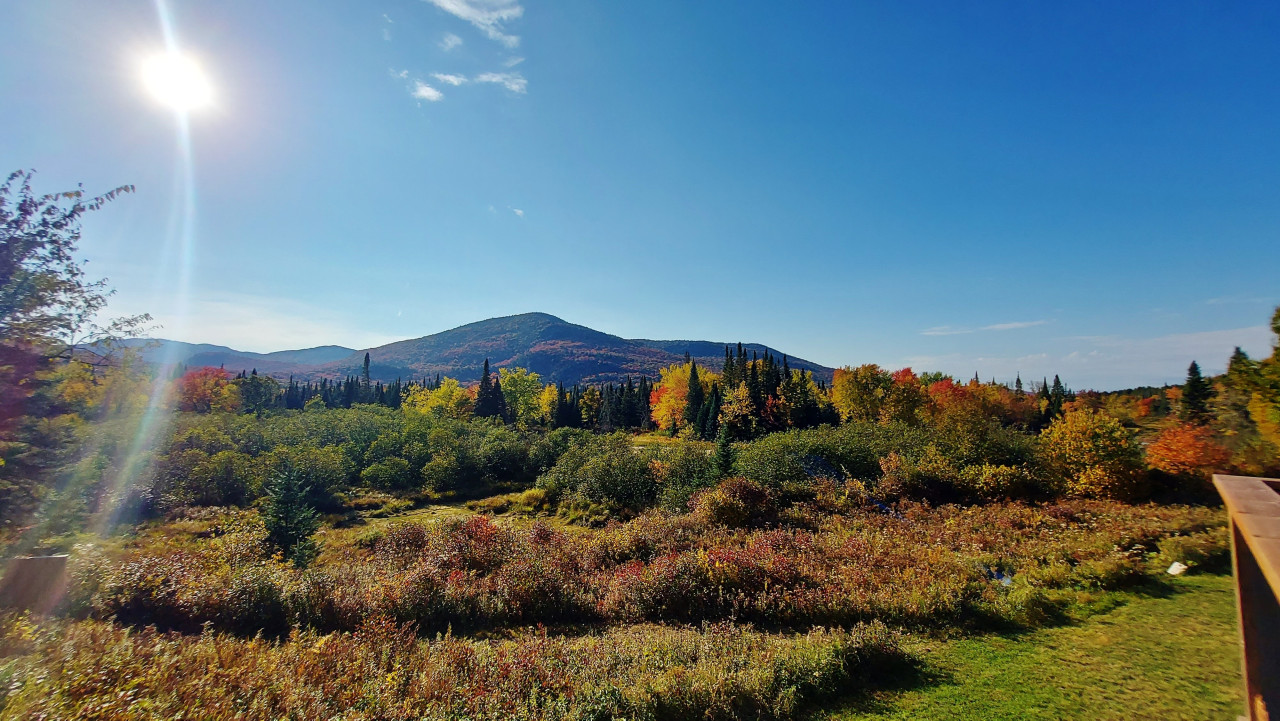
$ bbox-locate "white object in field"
[1167,561,1189,576]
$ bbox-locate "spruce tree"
[714,424,735,477]
[262,468,320,568]
[684,360,705,430]
[1049,375,1066,417]
[475,359,507,420]
[1182,360,1213,423]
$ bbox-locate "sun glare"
[141,51,213,112]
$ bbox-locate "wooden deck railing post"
[1214,474,1280,720]
[0,554,69,615]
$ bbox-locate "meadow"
[3,305,1277,718]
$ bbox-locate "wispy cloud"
[1206,295,1275,306]
[391,68,409,79]
[503,56,525,67]
[922,320,1047,335]
[432,73,468,86]
[423,0,523,48]
[475,71,527,93]
[411,81,444,101]
[511,208,524,218]
[439,32,463,51]
[921,326,972,336]
[982,320,1048,331]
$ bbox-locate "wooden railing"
[0,554,68,615]
[1214,474,1280,721]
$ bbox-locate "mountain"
[114,339,356,376]
[121,313,834,385]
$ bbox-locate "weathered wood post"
[1214,474,1280,720]
[0,554,69,615]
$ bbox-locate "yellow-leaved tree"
[1040,408,1144,499]
[649,361,719,432]
[403,378,474,419]
[498,367,543,427]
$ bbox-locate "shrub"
[539,433,656,511]
[1040,409,1145,499]
[1146,423,1232,480]
[956,463,1044,501]
[654,441,719,511]
[1155,528,1230,573]
[359,457,414,490]
[690,477,777,528]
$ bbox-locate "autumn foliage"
[1146,423,1231,479]
[176,367,240,413]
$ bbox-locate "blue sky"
[2,0,1277,389]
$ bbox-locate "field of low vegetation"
[3,180,1279,718]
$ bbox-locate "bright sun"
[141,51,213,112]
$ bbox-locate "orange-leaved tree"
[177,367,240,413]
[1146,423,1231,480]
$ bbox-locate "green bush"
[360,457,414,490]
[539,433,656,511]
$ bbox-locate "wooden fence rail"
[1214,474,1280,721]
[0,554,68,615]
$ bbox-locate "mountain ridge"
[119,312,835,385]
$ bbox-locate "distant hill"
[120,312,834,385]
[114,339,357,377]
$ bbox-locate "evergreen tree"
[474,359,507,420]
[1014,374,1024,398]
[1049,375,1066,417]
[714,424,735,478]
[722,345,737,388]
[1182,360,1213,423]
[684,360,705,430]
[262,468,320,568]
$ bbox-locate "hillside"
[122,313,834,385]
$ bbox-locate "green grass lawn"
[825,573,1243,721]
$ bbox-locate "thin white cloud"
[511,208,524,218]
[382,28,392,42]
[440,32,463,51]
[383,13,394,23]
[391,68,409,79]
[432,73,468,86]
[922,320,1048,335]
[981,320,1048,331]
[921,326,972,336]
[503,56,525,67]
[475,71,527,93]
[424,0,522,48]
[1206,295,1275,306]
[411,81,444,101]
